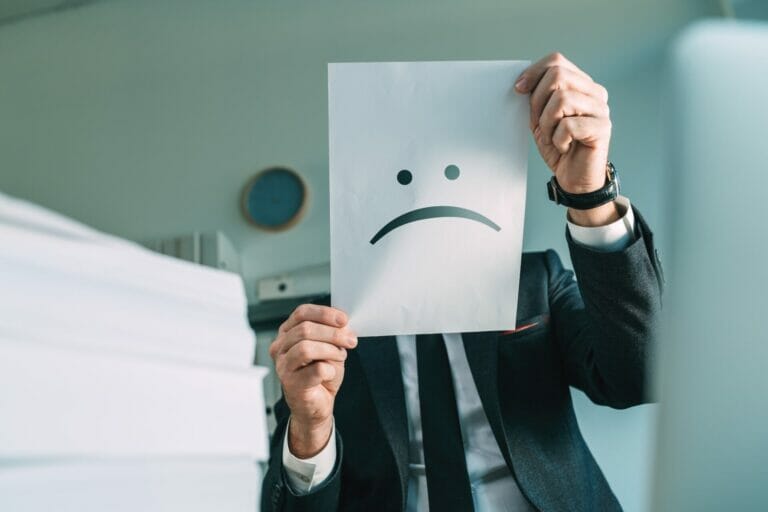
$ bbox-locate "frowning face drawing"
[369,165,501,245]
[329,60,529,336]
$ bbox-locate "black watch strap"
[547,162,620,210]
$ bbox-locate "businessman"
[262,53,664,511]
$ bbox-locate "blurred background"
[1,1,766,511]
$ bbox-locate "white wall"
[0,1,721,510]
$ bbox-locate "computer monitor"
[652,19,768,511]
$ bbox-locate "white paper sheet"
[329,60,529,336]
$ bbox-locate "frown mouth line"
[369,205,501,245]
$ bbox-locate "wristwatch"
[547,162,620,210]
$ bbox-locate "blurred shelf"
[248,294,331,332]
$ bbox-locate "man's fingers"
[279,304,348,334]
[281,320,357,354]
[289,361,338,389]
[514,52,582,94]
[284,340,348,371]
[550,116,612,154]
[538,90,609,146]
[529,65,607,129]
[268,336,283,361]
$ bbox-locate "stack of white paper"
[0,194,254,368]
[0,192,268,511]
[0,459,261,512]
[0,340,269,458]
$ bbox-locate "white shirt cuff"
[281,417,337,495]
[567,195,636,252]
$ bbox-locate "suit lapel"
[462,331,516,473]
[355,336,409,510]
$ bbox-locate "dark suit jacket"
[262,208,664,512]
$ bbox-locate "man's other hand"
[269,304,357,458]
[515,52,619,227]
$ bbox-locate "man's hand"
[269,304,357,458]
[515,52,619,227]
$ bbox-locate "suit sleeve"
[547,206,664,408]
[261,397,343,512]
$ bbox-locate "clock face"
[242,167,308,231]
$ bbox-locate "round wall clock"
[241,166,308,231]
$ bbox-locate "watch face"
[242,167,308,231]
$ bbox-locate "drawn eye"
[397,169,413,185]
[444,164,460,180]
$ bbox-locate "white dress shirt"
[282,197,636,511]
